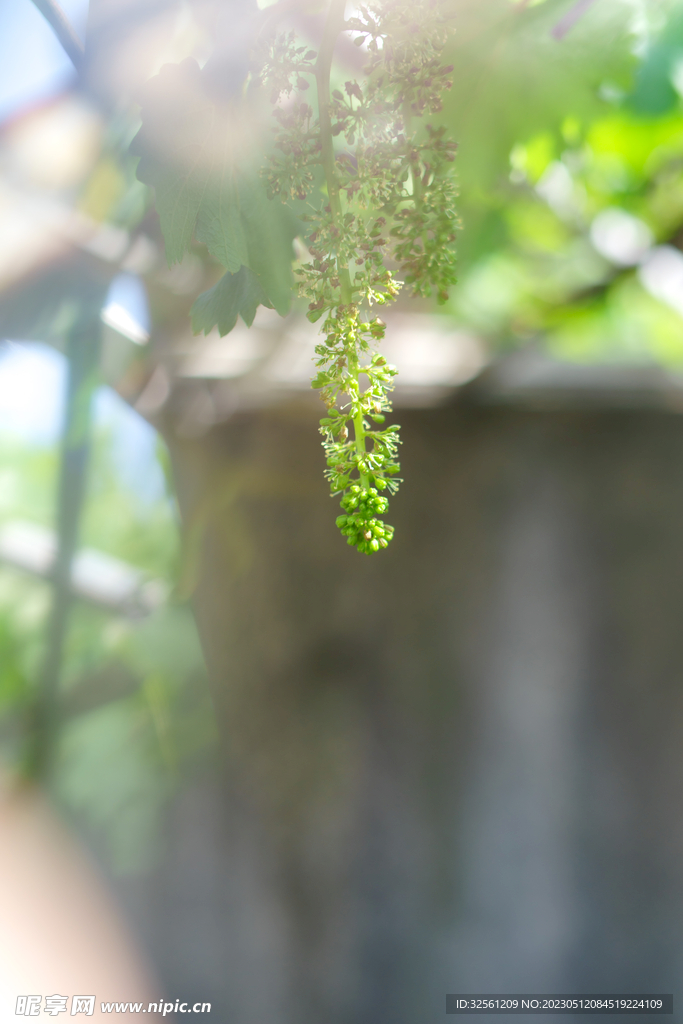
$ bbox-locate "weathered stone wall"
[128,400,683,1023]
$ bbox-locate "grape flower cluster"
[256,0,458,552]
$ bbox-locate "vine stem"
[24,307,102,780]
[315,0,351,305]
[30,0,84,73]
[316,0,369,489]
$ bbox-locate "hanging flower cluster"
[258,0,458,552]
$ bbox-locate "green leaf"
[151,164,206,266]
[238,177,298,316]
[131,60,215,267]
[195,152,248,273]
[238,265,274,327]
[190,266,273,337]
[131,58,297,313]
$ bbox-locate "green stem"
[353,412,368,488]
[349,345,368,488]
[24,308,101,780]
[315,0,352,306]
[316,0,369,489]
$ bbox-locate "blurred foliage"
[0,424,216,873]
[432,0,683,366]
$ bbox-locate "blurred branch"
[30,0,84,73]
[25,304,104,780]
[551,0,599,40]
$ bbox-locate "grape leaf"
[132,60,215,266]
[190,266,273,337]
[194,145,247,274]
[239,176,299,317]
[131,58,297,325]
